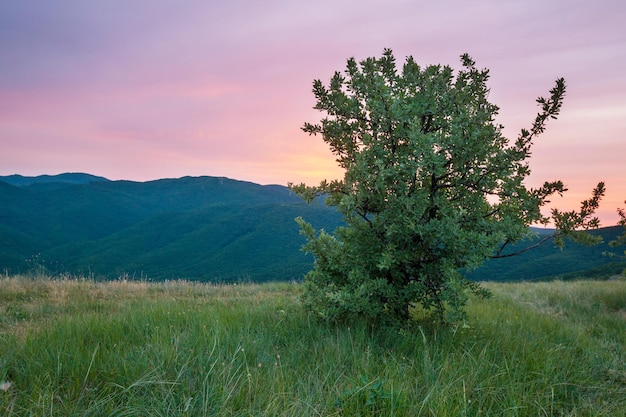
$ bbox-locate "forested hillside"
[1,174,623,282]
[467,226,625,281]
[0,174,342,281]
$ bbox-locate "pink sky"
[1,0,625,225]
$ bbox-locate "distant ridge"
[0,173,343,281]
[0,173,109,187]
[0,173,622,282]
[466,225,625,281]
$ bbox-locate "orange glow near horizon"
[1,1,624,226]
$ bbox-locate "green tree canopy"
[291,49,605,324]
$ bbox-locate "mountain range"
[0,173,343,281]
[1,173,624,282]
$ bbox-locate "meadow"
[0,274,624,416]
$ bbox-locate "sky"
[1,0,625,225]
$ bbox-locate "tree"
[290,49,605,324]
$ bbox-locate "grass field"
[0,274,624,416]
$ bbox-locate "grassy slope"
[0,275,624,416]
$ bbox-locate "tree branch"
[491,233,557,258]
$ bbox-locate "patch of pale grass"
[480,279,626,396]
[0,275,301,339]
[484,279,626,318]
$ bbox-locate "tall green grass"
[1,275,624,416]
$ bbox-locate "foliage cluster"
[291,49,604,324]
[0,275,624,416]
